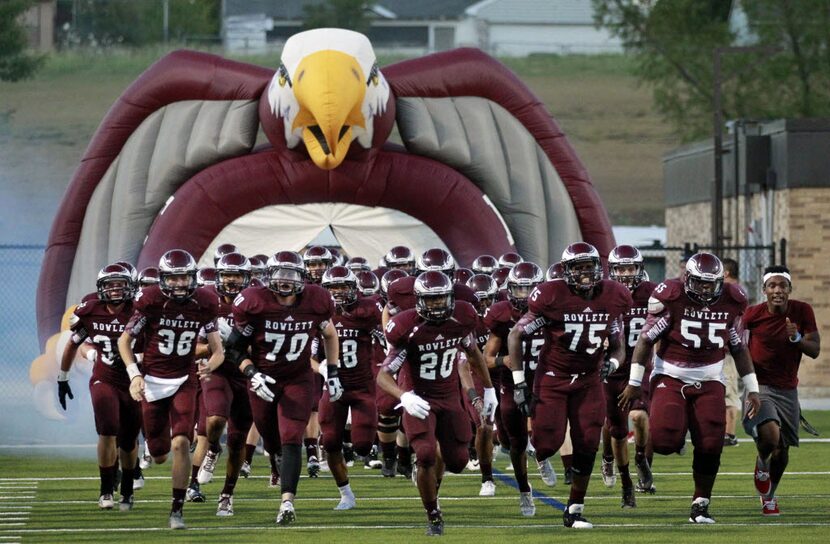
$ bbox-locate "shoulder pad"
[724,282,748,307]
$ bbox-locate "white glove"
[482,387,498,423]
[250,372,276,402]
[217,317,233,343]
[326,365,344,402]
[317,360,328,379]
[398,391,431,420]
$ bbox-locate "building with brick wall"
[663,119,830,397]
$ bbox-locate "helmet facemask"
[416,293,455,323]
[269,267,305,297]
[160,272,198,301]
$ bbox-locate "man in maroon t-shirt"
[742,265,821,517]
[118,250,223,530]
[59,263,141,512]
[378,271,497,536]
[509,242,631,529]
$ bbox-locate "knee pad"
[571,451,597,476]
[377,414,400,434]
[692,451,720,476]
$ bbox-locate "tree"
[0,0,45,82]
[593,0,830,141]
[303,0,371,34]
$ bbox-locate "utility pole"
[163,0,169,43]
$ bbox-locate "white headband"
[763,271,791,285]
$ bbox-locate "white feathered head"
[268,28,391,170]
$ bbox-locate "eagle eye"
[278,64,292,88]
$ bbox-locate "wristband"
[628,363,646,387]
[327,364,340,377]
[512,370,526,385]
[741,372,760,394]
[57,370,69,382]
[85,349,97,363]
[789,331,802,344]
[495,355,504,367]
[466,388,479,402]
[242,365,257,378]
[608,357,620,371]
[126,364,142,381]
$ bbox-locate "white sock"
[568,503,584,514]
[338,483,354,498]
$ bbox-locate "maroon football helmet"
[491,266,510,288]
[322,266,359,307]
[114,260,139,295]
[356,270,379,296]
[414,271,455,322]
[385,245,415,275]
[267,251,306,296]
[158,249,198,301]
[329,247,346,267]
[561,242,602,293]
[249,254,268,281]
[453,267,474,286]
[684,252,724,305]
[608,245,645,291]
[138,266,159,287]
[213,243,240,266]
[507,262,543,311]
[380,269,408,300]
[197,267,216,287]
[467,273,498,316]
[97,263,133,304]
[346,256,372,272]
[303,245,333,284]
[416,248,455,276]
[471,254,498,275]
[498,252,524,269]
[546,261,565,281]
[216,252,251,297]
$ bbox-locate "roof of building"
[224,0,479,21]
[466,0,596,24]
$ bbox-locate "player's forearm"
[467,347,493,388]
[322,331,340,368]
[59,341,79,374]
[799,332,821,359]
[117,332,137,366]
[377,369,403,399]
[506,326,524,373]
[733,347,755,377]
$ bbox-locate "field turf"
[1,411,829,543]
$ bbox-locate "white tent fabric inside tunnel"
[198,203,450,267]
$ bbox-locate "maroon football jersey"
[126,285,218,379]
[81,292,99,303]
[611,280,657,376]
[213,287,246,381]
[642,279,747,382]
[232,284,335,378]
[384,302,478,399]
[484,300,545,389]
[330,297,383,391]
[387,276,478,315]
[744,299,818,389]
[71,296,134,388]
[516,279,632,375]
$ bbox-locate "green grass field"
[2,411,829,543]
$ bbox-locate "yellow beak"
[292,50,366,170]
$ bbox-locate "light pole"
[712,45,780,253]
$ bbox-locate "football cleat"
[411,463,419,486]
[634,456,653,491]
[98,493,115,510]
[119,494,134,512]
[240,460,252,479]
[216,493,234,517]
[381,458,397,478]
[622,487,636,509]
[364,446,382,469]
[601,457,616,488]
[479,480,496,497]
[425,510,444,536]
[269,468,281,488]
[537,458,557,487]
[761,496,780,516]
[334,492,356,511]
[754,458,771,496]
[343,443,355,467]
[466,458,480,471]
[307,456,321,478]
[689,497,716,524]
[113,468,122,494]
[276,500,296,526]
[133,466,145,491]
[198,449,222,484]
[723,434,739,447]
[563,503,593,529]
[139,452,152,470]
[519,486,536,517]
[168,510,186,530]
[185,482,206,503]
[397,460,413,480]
[564,467,573,485]
[635,480,656,494]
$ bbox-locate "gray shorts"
[742,385,800,447]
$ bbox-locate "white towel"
[143,374,188,402]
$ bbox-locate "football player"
[224,251,341,526]
[118,250,223,530]
[378,271,497,536]
[509,242,632,529]
[302,246,333,285]
[383,245,416,276]
[59,263,141,511]
[620,252,761,524]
